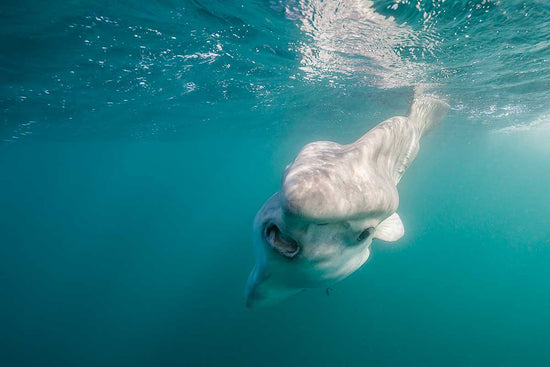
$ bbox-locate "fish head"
[245,192,400,308]
[245,141,406,308]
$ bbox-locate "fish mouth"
[264,224,300,258]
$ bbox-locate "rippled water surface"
[1,1,550,366]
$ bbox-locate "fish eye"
[357,227,374,242]
[264,224,300,259]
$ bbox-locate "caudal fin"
[407,95,449,136]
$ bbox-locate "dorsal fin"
[281,95,449,221]
[356,95,449,184]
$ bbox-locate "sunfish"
[245,95,449,307]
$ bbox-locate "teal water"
[1,0,550,365]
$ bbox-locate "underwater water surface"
[1,0,550,366]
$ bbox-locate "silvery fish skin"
[246,95,449,308]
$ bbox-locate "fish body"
[246,95,449,307]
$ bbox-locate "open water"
[1,0,550,365]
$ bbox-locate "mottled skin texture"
[246,96,449,307]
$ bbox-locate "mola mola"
[245,95,449,307]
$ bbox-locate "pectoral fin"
[374,213,404,242]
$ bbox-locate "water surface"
[1,0,550,366]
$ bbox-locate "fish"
[245,94,449,307]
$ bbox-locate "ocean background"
[1,0,550,365]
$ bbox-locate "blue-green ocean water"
[1,0,550,365]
